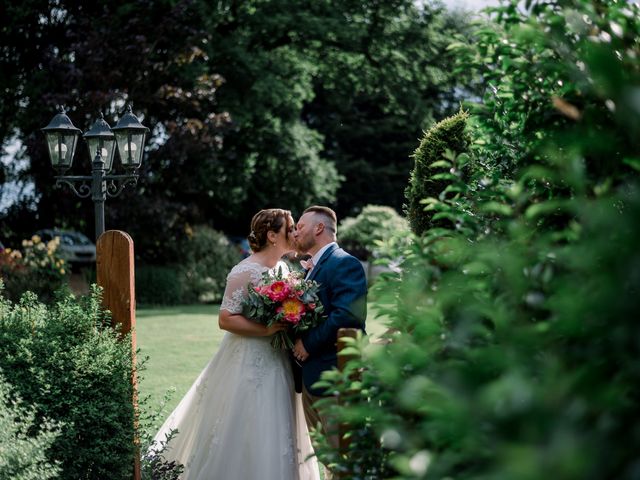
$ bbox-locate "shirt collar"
[311,241,337,267]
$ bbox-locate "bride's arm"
[218,265,286,337]
[219,310,285,336]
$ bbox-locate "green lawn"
[136,303,389,430]
[136,304,225,429]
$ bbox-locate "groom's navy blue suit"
[300,243,367,396]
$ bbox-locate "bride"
[153,208,320,480]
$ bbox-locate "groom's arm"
[301,256,367,357]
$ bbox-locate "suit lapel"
[307,243,338,282]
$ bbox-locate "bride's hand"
[265,321,288,336]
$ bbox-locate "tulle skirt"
[153,332,320,480]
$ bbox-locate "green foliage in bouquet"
[338,205,410,261]
[0,235,69,303]
[0,285,136,479]
[404,109,471,236]
[314,0,640,478]
[0,373,61,480]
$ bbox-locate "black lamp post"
[41,105,149,241]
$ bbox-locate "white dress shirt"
[305,241,337,279]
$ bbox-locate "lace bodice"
[220,258,289,314]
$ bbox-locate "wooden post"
[337,327,360,479]
[96,230,140,480]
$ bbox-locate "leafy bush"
[338,205,410,260]
[315,1,640,478]
[0,373,61,480]
[0,286,136,479]
[179,225,241,303]
[404,110,470,235]
[0,235,69,303]
[136,226,240,305]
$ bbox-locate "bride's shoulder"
[228,257,267,276]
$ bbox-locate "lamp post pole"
[92,150,107,239]
[42,106,148,241]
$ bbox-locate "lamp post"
[41,105,149,241]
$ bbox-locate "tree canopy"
[1,0,472,262]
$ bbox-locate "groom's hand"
[293,339,309,362]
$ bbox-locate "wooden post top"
[96,230,136,336]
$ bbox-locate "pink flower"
[264,281,291,302]
[307,302,316,311]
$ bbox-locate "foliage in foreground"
[314,0,640,478]
[0,286,135,479]
[0,373,61,480]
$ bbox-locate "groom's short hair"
[303,206,337,233]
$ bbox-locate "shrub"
[0,286,136,479]
[179,225,241,303]
[135,226,241,306]
[0,373,61,480]
[338,205,410,261]
[0,235,69,303]
[404,110,470,236]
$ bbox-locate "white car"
[36,229,96,265]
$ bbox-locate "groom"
[292,206,367,453]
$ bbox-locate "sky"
[440,0,500,11]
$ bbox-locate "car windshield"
[59,232,92,246]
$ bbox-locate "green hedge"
[136,265,186,306]
[404,110,470,236]
[0,286,136,479]
[136,225,241,306]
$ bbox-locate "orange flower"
[277,297,305,324]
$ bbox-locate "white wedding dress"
[153,259,320,480]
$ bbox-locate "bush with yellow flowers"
[0,235,69,303]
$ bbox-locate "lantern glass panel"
[115,131,145,168]
[46,132,78,169]
[86,136,116,172]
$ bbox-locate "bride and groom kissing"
[153,205,368,479]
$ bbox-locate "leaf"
[623,158,640,172]
[338,346,361,357]
[524,200,571,220]
[430,173,459,182]
[429,160,452,169]
[480,201,513,216]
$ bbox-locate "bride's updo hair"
[247,208,292,253]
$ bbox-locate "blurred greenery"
[314,0,640,478]
[339,204,410,260]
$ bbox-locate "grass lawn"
[136,303,389,430]
[136,304,224,429]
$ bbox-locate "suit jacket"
[298,243,367,396]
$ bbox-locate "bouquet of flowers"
[242,266,324,349]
